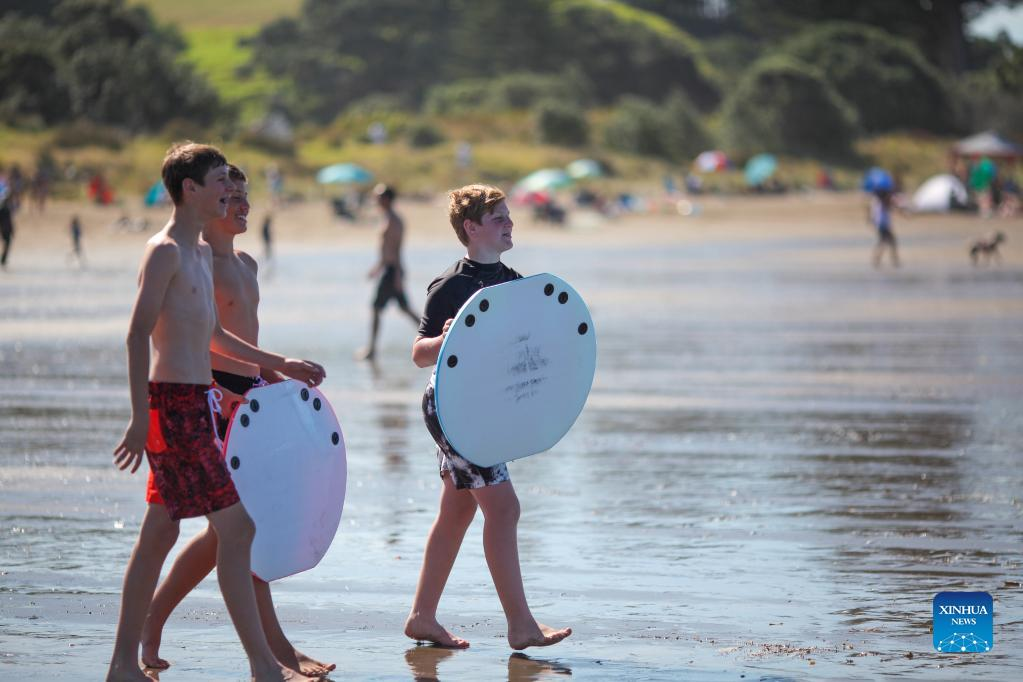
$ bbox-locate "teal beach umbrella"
[515,168,574,193]
[316,163,374,184]
[744,154,778,187]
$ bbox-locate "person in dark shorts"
[403,184,572,651]
[357,184,419,361]
[0,169,15,270]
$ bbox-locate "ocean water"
[1,219,1021,680]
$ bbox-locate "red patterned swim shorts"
[144,381,240,520]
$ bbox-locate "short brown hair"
[448,184,506,246]
[227,163,247,184]
[161,142,227,205]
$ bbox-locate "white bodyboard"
[223,380,346,582]
[435,273,596,467]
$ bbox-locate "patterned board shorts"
[143,382,241,520]
[421,382,509,490]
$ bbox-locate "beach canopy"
[515,168,573,193]
[744,153,777,187]
[911,174,968,212]
[862,167,894,193]
[316,163,373,184]
[952,130,1023,159]
[566,158,603,180]
[144,180,168,207]
[694,150,728,173]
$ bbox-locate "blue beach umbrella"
[566,158,603,180]
[744,153,778,187]
[862,167,894,193]
[515,168,574,193]
[316,163,374,185]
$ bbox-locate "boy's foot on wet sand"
[140,626,169,670]
[509,622,572,650]
[293,650,336,677]
[404,614,470,648]
[106,664,155,682]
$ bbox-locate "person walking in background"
[868,188,900,268]
[68,214,85,268]
[0,167,15,270]
[357,184,419,361]
[261,213,274,263]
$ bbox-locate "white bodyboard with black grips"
[222,380,347,582]
[434,273,596,468]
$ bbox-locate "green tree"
[722,55,859,159]
[781,23,957,134]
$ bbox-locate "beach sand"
[1,192,1021,680]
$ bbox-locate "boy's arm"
[210,325,325,385]
[112,242,179,474]
[411,318,453,368]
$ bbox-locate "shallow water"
[2,218,1022,680]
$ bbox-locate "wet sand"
[1,193,1022,680]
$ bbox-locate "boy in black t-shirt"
[404,184,572,650]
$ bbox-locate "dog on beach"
[969,231,1006,266]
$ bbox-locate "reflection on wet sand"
[404,645,456,681]
[507,652,572,681]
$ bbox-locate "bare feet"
[294,650,335,677]
[106,663,153,682]
[404,613,470,649]
[508,622,572,650]
[140,621,169,670]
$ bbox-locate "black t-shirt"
[418,258,523,339]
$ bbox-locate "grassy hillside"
[131,0,298,120]
[131,0,300,28]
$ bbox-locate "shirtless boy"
[107,143,325,682]
[138,164,334,677]
[404,184,571,650]
[358,184,419,361]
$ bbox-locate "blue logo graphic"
[933,592,993,653]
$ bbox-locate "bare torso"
[209,250,260,377]
[379,209,404,268]
[148,234,217,384]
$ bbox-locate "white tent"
[912,174,968,213]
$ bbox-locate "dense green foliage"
[533,100,589,148]
[603,92,710,161]
[722,56,859,159]
[0,0,219,131]
[246,0,719,123]
[781,23,956,134]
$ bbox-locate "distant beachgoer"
[68,215,85,267]
[106,142,324,682]
[969,157,997,219]
[261,213,274,262]
[404,184,571,651]
[357,184,419,361]
[868,189,900,268]
[265,164,284,209]
[139,164,334,678]
[31,166,53,213]
[0,170,14,270]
